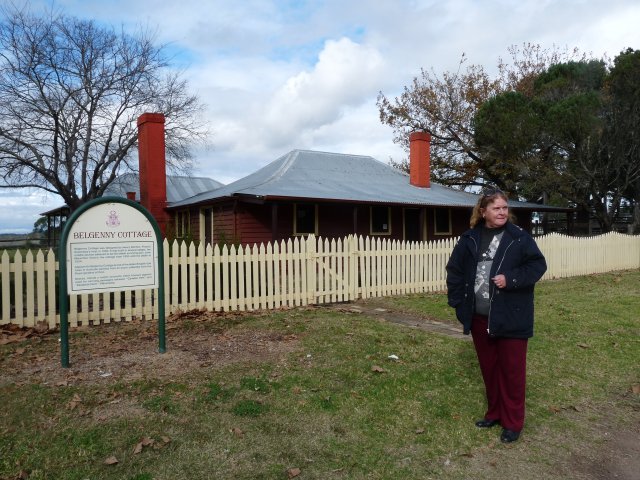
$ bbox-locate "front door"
[404,208,421,242]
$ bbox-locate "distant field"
[0,233,44,247]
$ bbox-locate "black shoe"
[475,418,500,428]
[500,429,521,443]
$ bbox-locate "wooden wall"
[177,200,537,247]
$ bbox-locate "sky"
[1,0,638,233]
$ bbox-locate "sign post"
[58,197,166,367]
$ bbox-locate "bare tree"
[0,6,207,211]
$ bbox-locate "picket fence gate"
[1,232,639,329]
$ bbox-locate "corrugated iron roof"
[171,150,566,211]
[104,173,224,203]
[42,173,224,215]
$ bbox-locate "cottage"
[43,113,570,247]
[139,119,567,245]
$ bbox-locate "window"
[433,208,452,235]
[294,203,317,235]
[370,206,391,235]
[200,208,213,246]
[176,210,190,238]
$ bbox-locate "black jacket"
[446,222,547,338]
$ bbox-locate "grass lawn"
[1,270,639,479]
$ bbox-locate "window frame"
[370,206,392,235]
[293,203,318,236]
[199,207,214,246]
[433,207,452,236]
[176,210,190,239]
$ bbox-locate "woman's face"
[482,197,509,228]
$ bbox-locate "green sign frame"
[58,197,166,367]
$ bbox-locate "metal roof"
[42,173,224,215]
[170,149,567,211]
[104,172,224,204]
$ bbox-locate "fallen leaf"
[287,467,301,478]
[415,428,425,434]
[231,427,244,438]
[133,436,155,454]
[68,394,82,410]
[371,365,385,373]
[577,343,589,349]
[631,384,640,395]
[15,347,26,355]
[104,456,118,465]
[34,321,49,334]
[549,405,561,413]
[160,436,171,445]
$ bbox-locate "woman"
[446,188,547,443]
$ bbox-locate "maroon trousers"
[471,314,528,432]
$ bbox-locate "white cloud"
[0,190,56,234]
[261,37,385,148]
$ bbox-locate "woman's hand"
[492,274,506,289]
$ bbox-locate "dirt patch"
[438,398,640,480]
[0,311,301,388]
[568,407,640,480]
[329,299,469,340]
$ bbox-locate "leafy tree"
[475,57,640,232]
[473,91,547,199]
[606,49,640,233]
[32,216,48,235]
[0,6,207,212]
[377,43,586,196]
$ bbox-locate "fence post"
[306,234,317,305]
[348,235,357,301]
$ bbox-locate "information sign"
[66,203,158,294]
[58,197,166,367]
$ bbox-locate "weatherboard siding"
[174,200,536,248]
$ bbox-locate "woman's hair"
[469,188,516,228]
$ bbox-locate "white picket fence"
[1,232,639,328]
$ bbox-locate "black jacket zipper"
[487,238,515,335]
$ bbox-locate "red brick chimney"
[409,131,431,188]
[137,113,169,236]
